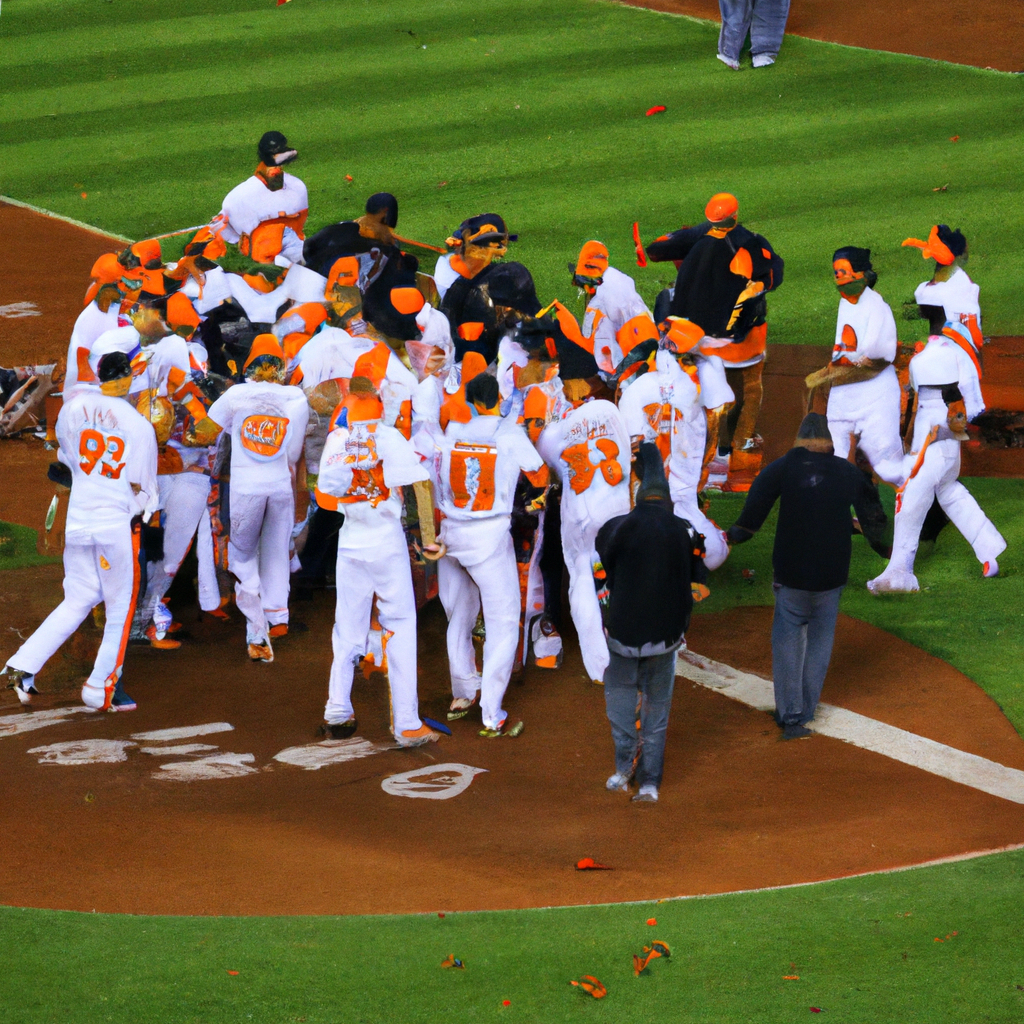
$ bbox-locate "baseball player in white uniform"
[211,131,308,267]
[432,373,544,736]
[64,254,124,392]
[3,352,158,710]
[811,248,904,485]
[534,388,631,683]
[196,335,309,661]
[618,319,730,570]
[868,305,1005,594]
[314,378,442,746]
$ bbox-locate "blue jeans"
[718,0,791,62]
[604,649,676,789]
[771,584,843,726]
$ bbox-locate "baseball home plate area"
[1,203,1023,918]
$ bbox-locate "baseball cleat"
[204,607,231,622]
[606,772,630,792]
[109,680,137,712]
[396,724,442,748]
[268,624,289,639]
[3,667,39,705]
[319,718,357,740]
[631,785,659,803]
[866,570,919,594]
[447,696,478,721]
[479,718,524,739]
[983,559,999,578]
[247,639,274,663]
[145,625,181,650]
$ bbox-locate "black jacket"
[440,261,540,365]
[727,446,890,591]
[596,499,707,652]
[647,222,783,339]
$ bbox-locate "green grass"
[700,478,1024,735]
[0,521,59,571]
[3,0,1024,344]
[3,848,1024,1023]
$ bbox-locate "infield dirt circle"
[3,33,1024,918]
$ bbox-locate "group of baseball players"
[1,130,1005,764]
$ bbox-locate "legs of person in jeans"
[771,584,843,726]
[718,0,791,66]
[604,650,676,790]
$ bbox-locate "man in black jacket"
[726,413,891,738]
[647,193,783,492]
[595,443,707,802]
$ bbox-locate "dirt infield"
[1,590,1023,917]
[618,0,1024,73]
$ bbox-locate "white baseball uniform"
[432,412,543,730]
[581,265,656,374]
[535,398,631,681]
[316,419,429,735]
[619,351,730,569]
[914,268,982,353]
[206,380,309,643]
[5,390,158,707]
[215,171,308,265]
[64,300,120,391]
[869,335,1003,593]
[826,287,904,484]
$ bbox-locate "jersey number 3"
[79,428,126,479]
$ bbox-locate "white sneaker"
[606,773,630,792]
[752,54,776,67]
[716,53,740,70]
[867,570,919,594]
[632,785,659,803]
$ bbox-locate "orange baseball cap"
[243,333,286,370]
[390,287,426,316]
[572,241,609,280]
[165,291,201,334]
[85,252,124,305]
[663,317,704,354]
[705,193,738,223]
[132,239,162,266]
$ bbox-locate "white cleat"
[983,559,1000,578]
[867,570,920,594]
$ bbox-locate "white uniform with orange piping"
[4,390,158,708]
[535,398,631,682]
[826,286,904,484]
[316,415,429,736]
[214,172,308,265]
[914,269,983,357]
[64,302,120,392]
[432,413,544,731]
[868,335,1004,593]
[580,266,657,376]
[618,350,730,569]
[206,379,309,643]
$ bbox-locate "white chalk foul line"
[676,649,1024,806]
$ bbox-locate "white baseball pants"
[7,523,140,706]
[829,403,905,486]
[228,489,294,643]
[674,497,730,571]
[325,547,422,736]
[560,519,609,683]
[874,439,1005,589]
[438,529,520,730]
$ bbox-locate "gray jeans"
[604,649,676,789]
[718,0,791,61]
[771,584,843,726]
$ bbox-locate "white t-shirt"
[432,254,461,301]
[65,302,119,391]
[618,351,705,504]
[433,413,543,565]
[583,266,654,374]
[217,173,308,240]
[536,398,631,537]
[207,380,309,495]
[914,268,981,326]
[56,391,159,537]
[317,421,427,560]
[829,286,899,421]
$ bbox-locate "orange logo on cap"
[240,415,289,459]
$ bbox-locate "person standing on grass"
[717,0,791,70]
[725,413,890,739]
[596,443,707,803]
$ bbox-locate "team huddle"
[1,130,1005,755]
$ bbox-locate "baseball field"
[2,0,1024,1020]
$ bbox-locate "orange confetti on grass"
[950,135,960,142]
[570,976,607,998]
[227,970,239,975]
[783,975,800,980]
[646,918,657,926]
[345,175,354,182]
[502,999,511,1006]
[80,193,87,199]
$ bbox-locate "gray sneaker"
[631,785,659,803]
[606,773,630,792]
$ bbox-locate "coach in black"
[726,413,890,738]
